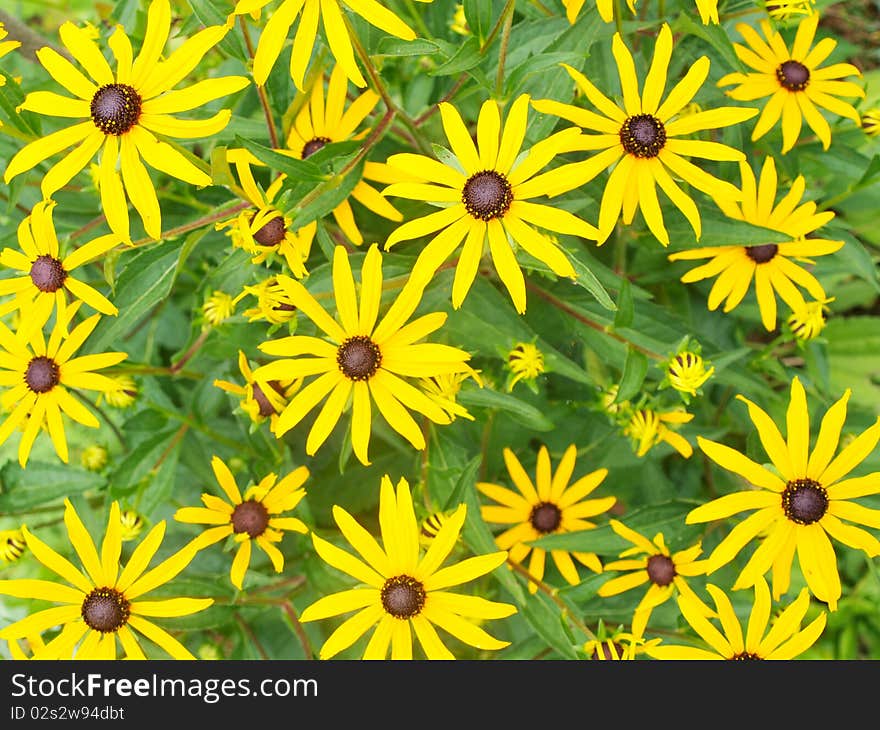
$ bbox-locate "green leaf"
[667,213,793,249]
[187,0,249,62]
[463,0,494,44]
[234,135,325,182]
[0,462,106,514]
[615,347,649,402]
[376,37,440,56]
[519,592,580,659]
[108,428,180,498]
[673,11,740,71]
[612,278,634,329]
[430,36,482,76]
[287,159,366,231]
[136,436,183,518]
[458,388,555,431]
[567,247,616,310]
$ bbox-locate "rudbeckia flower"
[477,444,616,594]
[0,200,121,334]
[213,350,299,429]
[300,474,516,659]
[668,156,843,331]
[252,244,474,465]
[644,577,826,659]
[4,0,249,241]
[174,456,309,590]
[0,304,127,467]
[0,500,212,659]
[623,407,694,458]
[687,376,880,611]
[236,277,298,324]
[531,24,758,246]
[718,14,864,153]
[383,94,597,314]
[562,0,718,25]
[0,22,21,97]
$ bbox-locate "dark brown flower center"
[81,587,131,633]
[251,383,277,418]
[620,114,667,158]
[776,61,810,91]
[337,335,382,381]
[529,502,562,534]
[29,255,68,293]
[380,575,426,619]
[746,243,778,264]
[90,83,142,135]
[731,652,763,660]
[462,170,513,221]
[302,136,332,159]
[25,356,60,393]
[782,478,828,525]
[646,554,676,586]
[231,499,270,538]
[252,214,286,247]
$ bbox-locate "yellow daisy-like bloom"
[236,0,432,91]
[251,244,474,465]
[0,23,21,95]
[718,14,865,153]
[0,305,127,467]
[1,528,27,564]
[80,444,109,471]
[666,351,714,397]
[787,297,832,341]
[506,342,545,392]
[624,407,694,458]
[174,455,309,590]
[0,200,121,334]
[201,290,236,327]
[119,509,145,542]
[583,627,660,660]
[765,0,816,21]
[419,370,478,422]
[687,376,880,611]
[668,156,843,331]
[220,150,313,279]
[531,24,756,246]
[597,520,710,637]
[283,64,403,246]
[0,500,213,659]
[4,0,250,242]
[237,277,298,324]
[383,94,597,314]
[300,474,516,659]
[562,0,717,25]
[450,4,470,35]
[861,108,880,137]
[99,373,138,408]
[477,444,616,594]
[644,576,826,659]
[213,350,299,428]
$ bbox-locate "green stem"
[402,0,432,39]
[614,0,624,36]
[240,17,280,149]
[280,601,315,659]
[70,390,127,450]
[482,0,516,51]
[125,200,250,250]
[148,403,259,455]
[495,2,516,97]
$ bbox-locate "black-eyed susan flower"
[687,376,880,611]
[597,520,711,637]
[665,351,714,397]
[787,297,832,341]
[213,350,299,429]
[0,305,127,467]
[119,509,145,543]
[99,374,138,409]
[0,500,212,659]
[562,0,717,24]
[531,24,756,246]
[861,108,880,136]
[4,0,249,241]
[282,64,402,246]
[237,277,298,324]
[583,623,660,660]
[237,0,431,91]
[419,509,460,547]
[80,444,108,472]
[174,456,309,590]
[668,156,843,331]
[765,0,816,21]
[718,14,864,153]
[506,342,545,392]
[0,200,121,334]
[623,407,694,458]
[419,370,480,422]
[300,474,516,659]
[0,528,26,565]
[252,244,474,465]
[201,290,236,328]
[0,23,21,101]
[383,94,596,313]
[645,576,826,659]
[478,444,616,594]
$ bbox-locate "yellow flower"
[0,528,26,564]
[0,304,127,467]
[4,0,250,242]
[0,500,212,659]
[300,474,516,659]
[202,290,236,327]
[562,0,717,24]
[99,374,138,408]
[597,520,711,637]
[645,576,826,659]
[765,0,816,21]
[666,351,714,397]
[383,94,596,313]
[236,0,433,91]
[80,444,108,471]
[0,22,22,93]
[506,342,545,392]
[583,626,660,660]
[252,244,474,465]
[237,277,298,324]
[119,509,145,542]
[419,370,479,422]
[531,24,756,246]
[861,108,880,137]
[624,408,694,458]
[0,200,121,335]
[450,4,470,35]
[174,456,309,590]
[718,14,865,153]
[668,156,843,331]
[419,509,460,547]
[478,444,616,594]
[687,376,880,611]
[787,297,832,341]
[213,350,299,428]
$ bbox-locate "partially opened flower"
[300,475,516,659]
[644,577,826,659]
[687,376,880,611]
[383,94,596,313]
[174,456,309,590]
[0,22,21,98]
[788,297,833,341]
[4,0,249,241]
[252,244,474,465]
[236,277,298,324]
[531,24,756,245]
[477,444,616,594]
[213,350,299,428]
[0,500,212,659]
[718,14,864,153]
[623,407,694,458]
[0,528,26,564]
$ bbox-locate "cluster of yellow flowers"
[0,0,877,661]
